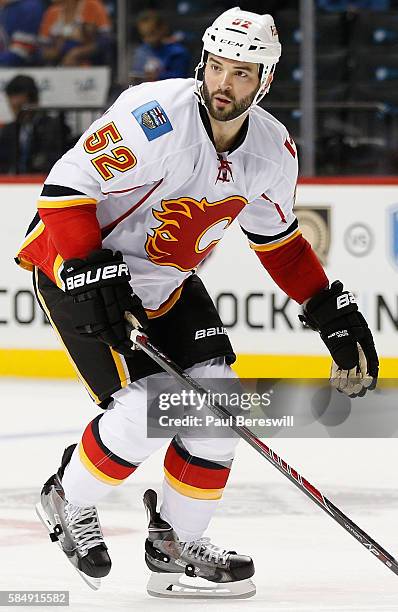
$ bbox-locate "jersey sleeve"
[238,132,299,251]
[237,133,328,304]
[0,0,43,65]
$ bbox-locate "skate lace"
[64,503,104,556]
[182,537,229,565]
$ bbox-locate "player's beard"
[202,81,258,122]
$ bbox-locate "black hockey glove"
[61,249,148,356]
[299,280,379,397]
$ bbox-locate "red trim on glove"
[39,205,102,260]
[255,234,328,304]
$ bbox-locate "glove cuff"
[61,249,131,295]
[302,280,358,330]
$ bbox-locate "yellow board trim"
[37,197,97,209]
[250,230,301,252]
[78,442,122,486]
[164,467,223,500]
[0,349,397,379]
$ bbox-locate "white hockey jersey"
[18,78,299,314]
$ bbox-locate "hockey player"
[16,7,378,598]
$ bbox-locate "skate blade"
[147,572,256,599]
[35,502,101,591]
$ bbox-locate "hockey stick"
[125,315,398,576]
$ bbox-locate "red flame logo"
[145,195,247,271]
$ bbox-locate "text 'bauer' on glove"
[60,249,148,356]
[299,280,379,398]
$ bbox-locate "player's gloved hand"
[61,249,148,356]
[299,280,379,397]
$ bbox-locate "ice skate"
[35,444,111,590]
[143,489,256,598]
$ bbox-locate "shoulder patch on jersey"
[131,100,173,141]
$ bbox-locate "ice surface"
[1,379,398,611]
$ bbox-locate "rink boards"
[2,177,398,379]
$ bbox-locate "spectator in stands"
[39,0,112,66]
[216,1,298,10]
[0,74,69,173]
[317,0,390,10]
[0,0,44,66]
[131,10,190,82]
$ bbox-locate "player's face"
[203,54,261,121]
